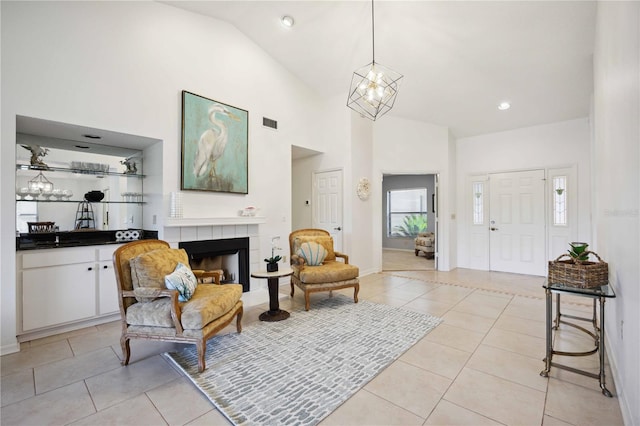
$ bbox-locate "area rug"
[164,295,441,426]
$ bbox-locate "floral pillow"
[297,241,328,266]
[165,262,197,302]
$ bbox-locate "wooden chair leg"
[290,282,295,297]
[353,284,360,304]
[120,336,131,366]
[196,340,206,373]
[236,307,243,333]
[305,291,311,311]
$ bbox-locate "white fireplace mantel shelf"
[164,216,266,227]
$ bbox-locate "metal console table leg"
[540,282,615,397]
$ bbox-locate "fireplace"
[179,237,250,292]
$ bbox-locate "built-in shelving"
[16,199,145,204]
[16,164,145,178]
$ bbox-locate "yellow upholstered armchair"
[112,239,243,372]
[289,229,359,311]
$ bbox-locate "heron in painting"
[193,103,239,181]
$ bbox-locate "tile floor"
[1,258,625,425]
[383,248,435,271]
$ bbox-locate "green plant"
[264,255,282,264]
[392,214,427,237]
[569,242,589,261]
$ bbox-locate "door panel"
[313,169,343,252]
[489,170,545,275]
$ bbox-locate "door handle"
[490,227,499,231]
[334,227,342,231]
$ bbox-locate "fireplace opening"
[179,237,250,292]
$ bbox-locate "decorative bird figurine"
[21,145,50,169]
[193,103,239,181]
[120,157,137,174]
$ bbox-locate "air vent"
[263,117,278,130]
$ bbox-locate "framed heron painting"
[181,90,249,194]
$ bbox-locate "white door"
[489,170,546,275]
[312,169,343,251]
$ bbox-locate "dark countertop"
[16,229,158,250]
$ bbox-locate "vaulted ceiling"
[162,1,596,138]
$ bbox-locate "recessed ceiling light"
[82,134,102,139]
[281,15,294,28]
[498,102,511,111]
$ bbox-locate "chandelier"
[347,0,403,121]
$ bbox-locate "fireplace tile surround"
[162,223,273,292]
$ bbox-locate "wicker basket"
[548,251,608,288]
[27,221,56,233]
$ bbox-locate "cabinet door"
[98,261,120,315]
[22,263,97,331]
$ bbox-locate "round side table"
[251,267,294,322]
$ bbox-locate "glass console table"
[540,281,616,397]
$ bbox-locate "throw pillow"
[297,241,328,266]
[130,248,190,289]
[293,235,336,261]
[165,262,198,302]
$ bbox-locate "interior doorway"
[312,169,343,252]
[381,173,437,271]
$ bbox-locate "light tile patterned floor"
[1,253,625,425]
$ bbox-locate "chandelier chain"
[371,0,375,63]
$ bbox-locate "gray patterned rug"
[164,295,441,426]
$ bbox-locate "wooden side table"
[251,267,294,322]
[540,281,616,396]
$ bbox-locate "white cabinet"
[18,244,124,338]
[98,246,121,315]
[22,263,97,331]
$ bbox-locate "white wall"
[373,116,453,270]
[593,2,639,424]
[1,1,323,353]
[290,103,376,273]
[349,112,375,275]
[455,118,592,268]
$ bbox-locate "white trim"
[0,342,20,356]
[164,216,266,227]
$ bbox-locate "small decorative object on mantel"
[356,177,371,201]
[265,236,282,272]
[240,206,258,217]
[548,242,609,288]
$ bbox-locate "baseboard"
[0,341,20,356]
[17,313,120,343]
[605,333,635,425]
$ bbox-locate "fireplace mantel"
[164,216,266,227]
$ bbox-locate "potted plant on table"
[265,236,282,272]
